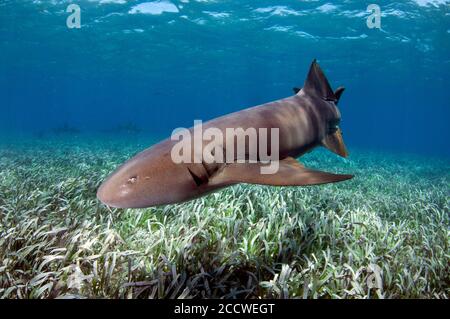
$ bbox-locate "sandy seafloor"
[0,134,448,299]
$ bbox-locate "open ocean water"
[0,0,449,299]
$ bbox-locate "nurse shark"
[97,60,353,208]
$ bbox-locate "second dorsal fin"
[303,59,337,101]
[334,86,345,104]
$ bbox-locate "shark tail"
[322,128,348,158]
[303,59,337,101]
[302,59,349,157]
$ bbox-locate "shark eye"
[127,176,138,184]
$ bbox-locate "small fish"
[97,60,353,208]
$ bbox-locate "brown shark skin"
[97,61,351,208]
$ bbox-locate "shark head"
[300,59,349,158]
[96,147,209,208]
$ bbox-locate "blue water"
[1,0,449,156]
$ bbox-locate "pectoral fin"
[209,157,353,187]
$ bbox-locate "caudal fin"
[303,59,337,101]
[322,128,349,158]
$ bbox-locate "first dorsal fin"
[303,59,337,101]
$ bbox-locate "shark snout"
[97,183,111,206]
[97,168,141,208]
[96,177,124,208]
